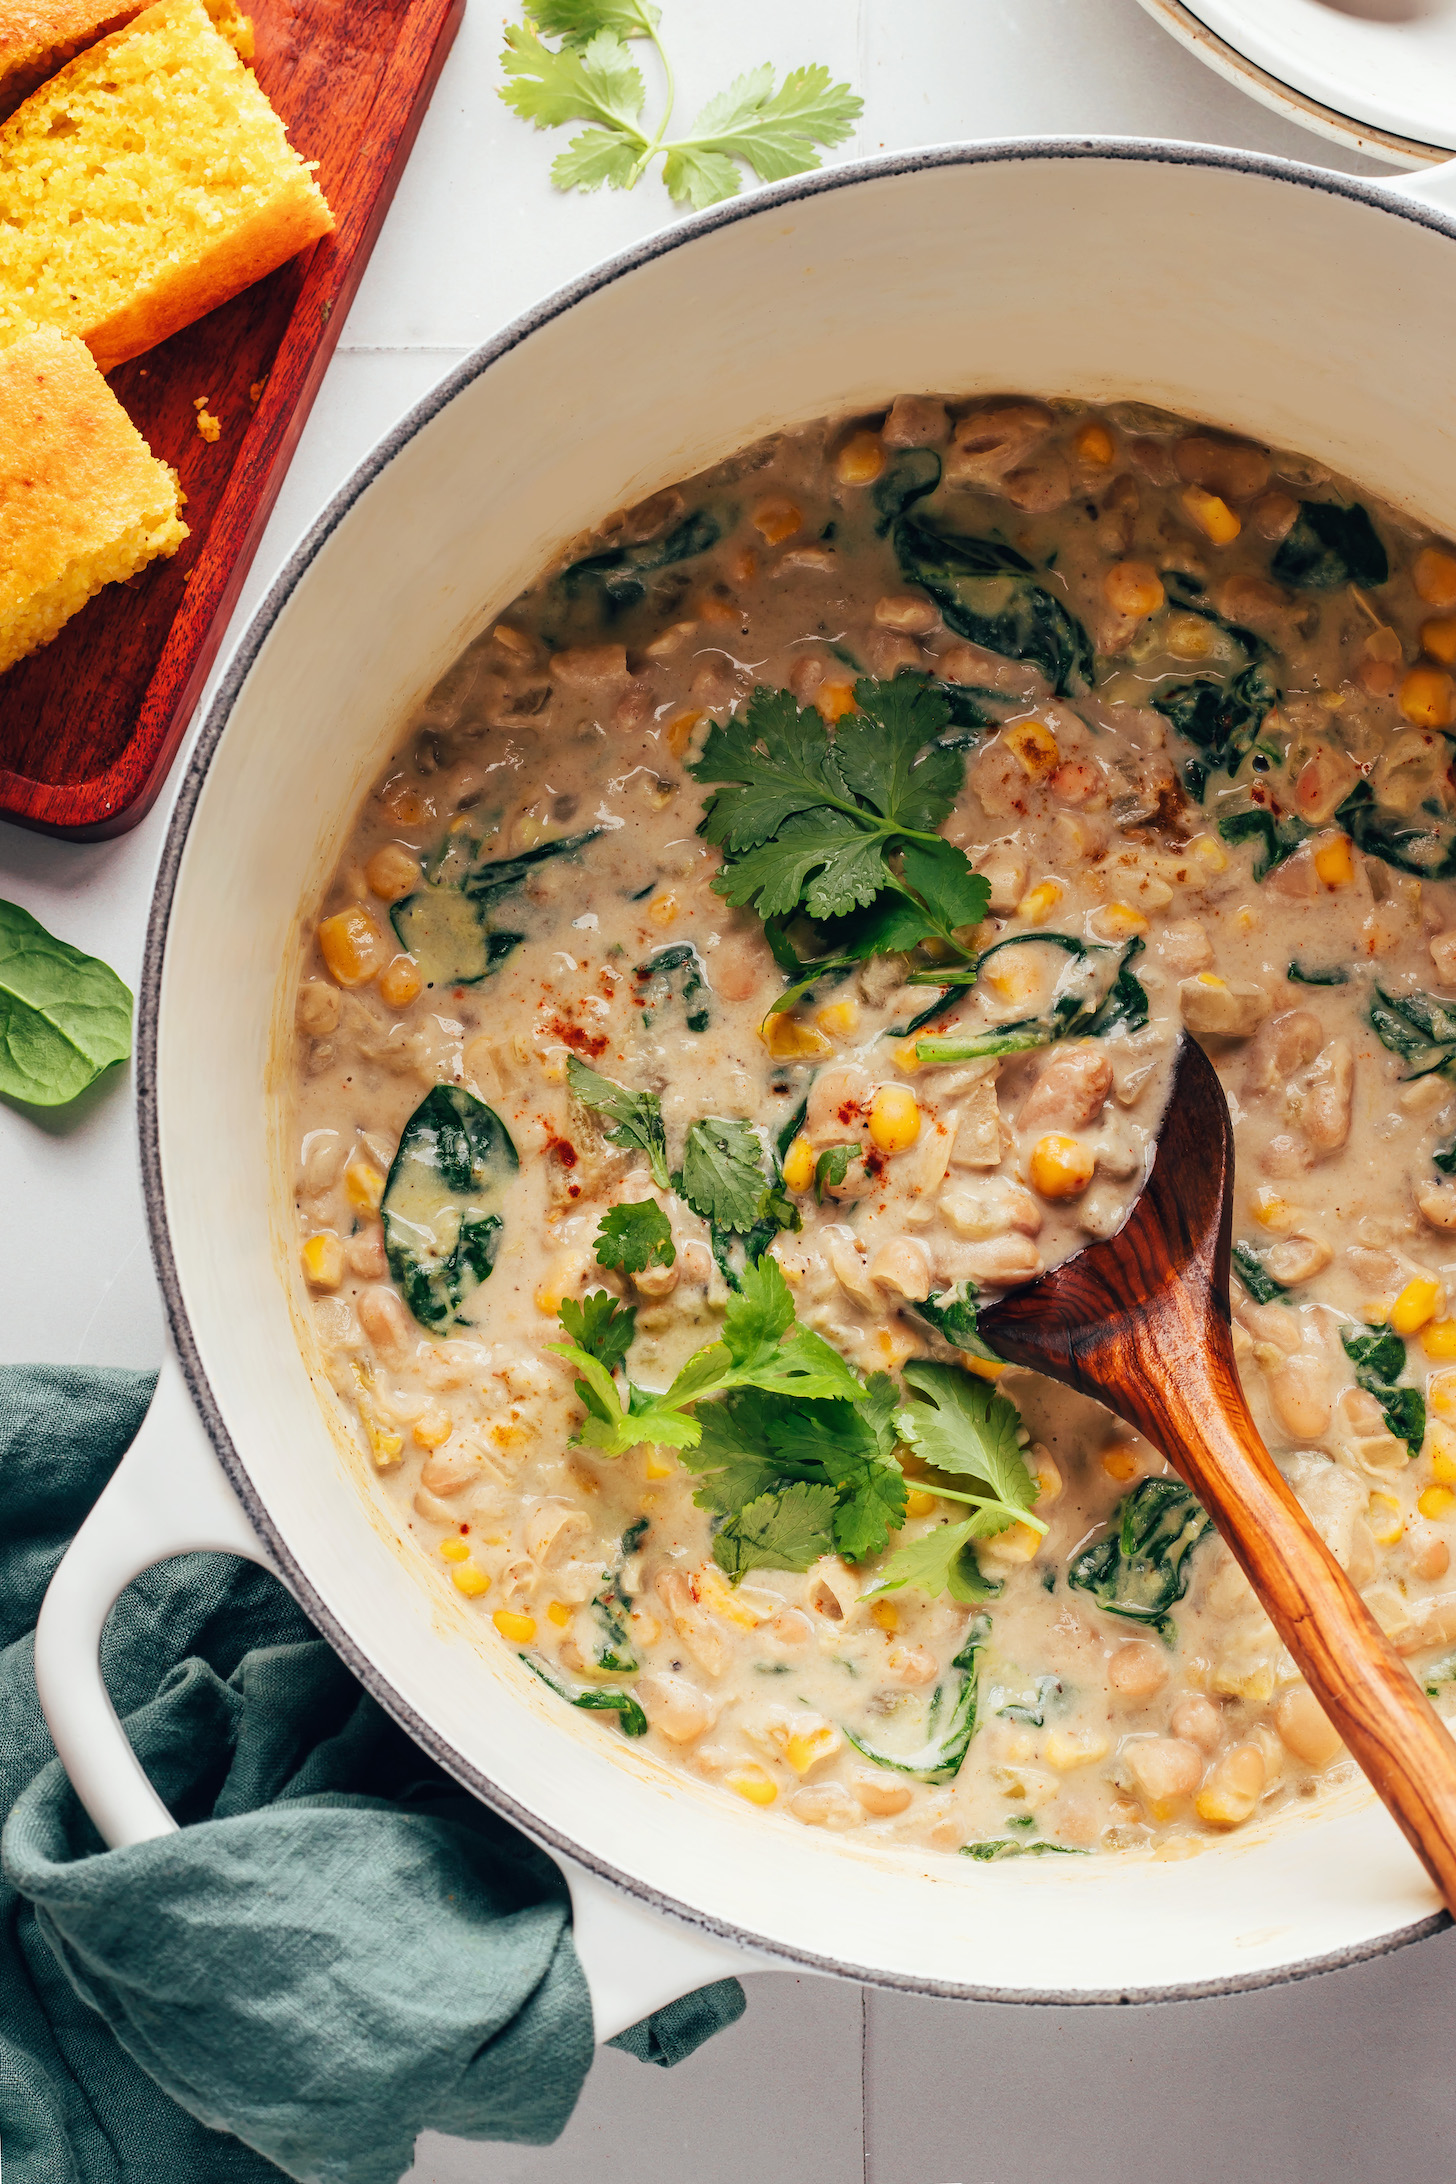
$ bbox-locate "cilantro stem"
[628,2,676,185]
[921,1485,1049,1534]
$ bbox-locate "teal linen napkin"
[0,1367,744,2184]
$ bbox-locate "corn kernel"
[1017,880,1064,925]
[1004,718,1061,781]
[318,906,387,987]
[782,1134,816,1193]
[836,430,885,485]
[493,1609,536,1642]
[1181,485,1241,545]
[984,953,1042,1006]
[870,1599,899,1632]
[1235,905,1258,933]
[1399,666,1455,729]
[364,843,421,902]
[1103,561,1164,618]
[1102,1445,1139,1482]
[1429,1370,1456,1423]
[904,1488,938,1519]
[534,1254,582,1316]
[1420,1485,1456,1520]
[760,1010,832,1061]
[644,1447,677,1480]
[1312,833,1355,888]
[961,1353,1008,1381]
[301,1231,344,1289]
[378,776,424,823]
[1089,900,1149,942]
[646,891,679,926]
[1165,612,1217,661]
[697,596,741,627]
[784,1726,840,1774]
[413,1408,452,1450]
[892,1039,924,1074]
[1427,1424,1456,1483]
[726,1765,778,1806]
[1368,1491,1405,1546]
[493,623,534,661]
[666,708,702,758]
[547,1600,572,1628]
[1195,1744,1264,1827]
[695,1563,768,1628]
[1421,617,1456,666]
[344,1157,385,1212]
[1415,546,1456,609]
[752,496,802,544]
[1076,421,1115,466]
[986,1520,1042,1564]
[1190,832,1229,874]
[513,814,550,852]
[1195,971,1227,990]
[869,1083,920,1153]
[439,1537,470,1562]
[1044,1727,1110,1771]
[378,955,423,1008]
[631,1609,662,1645]
[815,681,859,724]
[1251,1187,1294,1232]
[730,547,758,584]
[816,999,861,1038]
[1391,1276,1442,1336]
[451,1563,491,1598]
[1029,1132,1096,1199]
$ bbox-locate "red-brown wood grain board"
[0,0,464,839]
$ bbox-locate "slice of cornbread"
[0,327,187,675]
[0,0,333,372]
[0,0,251,121]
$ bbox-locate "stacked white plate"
[1136,0,1456,165]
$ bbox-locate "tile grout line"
[860,1983,869,2184]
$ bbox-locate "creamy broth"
[288,393,1456,1860]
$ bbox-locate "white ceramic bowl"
[35,140,1456,2037]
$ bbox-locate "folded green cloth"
[0,1367,743,2184]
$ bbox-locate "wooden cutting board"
[0,0,465,838]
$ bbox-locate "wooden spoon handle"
[1136,1356,1456,1909]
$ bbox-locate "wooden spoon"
[979,1032,1456,1907]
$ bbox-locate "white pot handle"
[1378,156,1456,214]
[32,1346,760,2042]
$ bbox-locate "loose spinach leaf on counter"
[558,1289,637,1372]
[894,516,1095,697]
[566,1053,671,1186]
[381,1086,518,1332]
[499,1,861,211]
[1068,1479,1213,1644]
[594,1199,675,1273]
[843,1615,990,1783]
[549,1252,864,1458]
[1272,500,1389,591]
[0,899,132,1108]
[1342,1324,1426,1456]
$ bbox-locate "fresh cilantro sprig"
[868,1363,1044,1602]
[566,1054,670,1187]
[548,1253,863,1457]
[595,1199,676,1273]
[499,2,861,211]
[559,1289,637,1372]
[689,677,990,1013]
[683,1373,905,1577]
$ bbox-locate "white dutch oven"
[34,141,1456,2040]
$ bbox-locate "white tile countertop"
[5,2,1455,2177]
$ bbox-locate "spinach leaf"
[1342,1324,1425,1455]
[813,1142,859,1198]
[0,899,132,1108]
[1341,785,1456,882]
[961,1838,1088,1860]
[635,941,710,1031]
[843,1615,990,1782]
[894,517,1094,697]
[872,449,940,534]
[910,1280,1001,1365]
[382,1086,518,1332]
[913,935,1148,1065]
[521,1653,647,1736]
[391,827,603,986]
[1068,1479,1213,1643]
[589,1520,648,1674]
[1272,500,1389,591]
[1232,1240,1288,1306]
[1424,1653,1456,1699]
[1153,660,1276,789]
[1368,986,1456,1082]
[566,1055,670,1186]
[1288,961,1349,987]
[1217,807,1310,882]
[562,509,722,615]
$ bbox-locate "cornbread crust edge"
[0,0,251,120]
[0,327,187,675]
[0,0,330,373]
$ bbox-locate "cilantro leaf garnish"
[548,1253,863,1458]
[499,3,860,210]
[558,1289,637,1373]
[867,1363,1043,1601]
[678,1116,771,1233]
[691,677,990,1008]
[595,1199,675,1273]
[713,1482,839,1578]
[566,1054,670,1186]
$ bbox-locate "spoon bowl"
[982,1033,1456,1907]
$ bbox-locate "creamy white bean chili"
[290,393,1456,1860]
